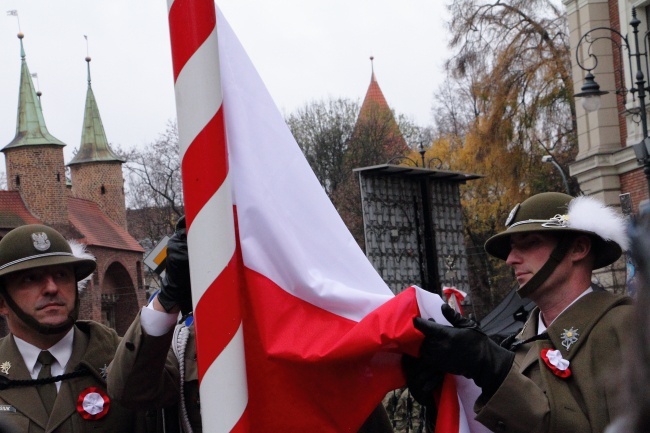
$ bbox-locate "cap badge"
[542,214,570,228]
[0,361,10,375]
[560,327,579,351]
[505,203,520,226]
[31,232,51,252]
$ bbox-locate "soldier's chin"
[29,315,75,335]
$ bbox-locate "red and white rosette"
[167,0,248,432]
[540,348,571,378]
[76,387,110,420]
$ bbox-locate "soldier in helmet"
[0,224,148,432]
[404,192,633,433]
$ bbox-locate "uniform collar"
[537,287,593,334]
[14,328,74,378]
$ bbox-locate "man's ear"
[571,235,593,263]
[0,294,9,316]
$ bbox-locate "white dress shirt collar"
[537,287,593,334]
[14,327,74,383]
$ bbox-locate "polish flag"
[167,1,488,432]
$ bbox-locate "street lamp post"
[542,155,571,195]
[574,7,650,193]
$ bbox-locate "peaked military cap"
[0,224,96,280]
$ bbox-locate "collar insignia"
[99,364,108,380]
[31,232,51,252]
[0,362,10,375]
[560,327,579,350]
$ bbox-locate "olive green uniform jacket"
[108,313,394,433]
[475,291,633,433]
[108,313,199,433]
[0,321,148,433]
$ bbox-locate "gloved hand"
[414,304,515,399]
[157,216,193,315]
[401,353,444,408]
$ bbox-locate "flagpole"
[166,1,249,431]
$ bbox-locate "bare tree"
[123,120,183,245]
[288,98,429,247]
[424,0,577,317]
[287,98,359,197]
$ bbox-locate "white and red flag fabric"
[443,287,468,315]
[166,1,489,432]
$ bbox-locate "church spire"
[3,32,65,151]
[68,53,127,229]
[68,56,124,166]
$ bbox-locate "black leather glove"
[414,304,515,399]
[157,216,193,315]
[402,304,478,407]
[402,354,444,408]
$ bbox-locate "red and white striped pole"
[166,1,248,431]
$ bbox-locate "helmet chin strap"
[516,237,573,299]
[1,290,78,336]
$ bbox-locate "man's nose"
[42,275,59,293]
[506,248,521,266]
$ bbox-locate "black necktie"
[36,351,57,415]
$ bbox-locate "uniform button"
[125,341,135,351]
[496,421,506,431]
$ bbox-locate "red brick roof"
[0,192,143,252]
[0,191,42,229]
[68,197,144,252]
[360,71,390,117]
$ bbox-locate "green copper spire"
[3,33,66,151]
[68,56,124,166]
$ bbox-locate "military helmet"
[0,224,96,280]
[485,192,628,269]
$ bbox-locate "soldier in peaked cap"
[0,224,148,433]
[404,192,634,433]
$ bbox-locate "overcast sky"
[0,1,451,163]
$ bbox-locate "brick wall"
[609,0,627,147]
[4,145,68,225]
[78,246,145,336]
[70,162,127,229]
[620,167,650,213]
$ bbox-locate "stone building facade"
[563,0,650,292]
[564,0,649,210]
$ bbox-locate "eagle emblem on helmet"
[505,203,520,227]
[31,232,51,252]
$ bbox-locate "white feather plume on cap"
[69,239,96,292]
[566,195,629,251]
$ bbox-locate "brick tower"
[67,56,127,229]
[1,33,69,227]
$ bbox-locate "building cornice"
[570,145,639,180]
